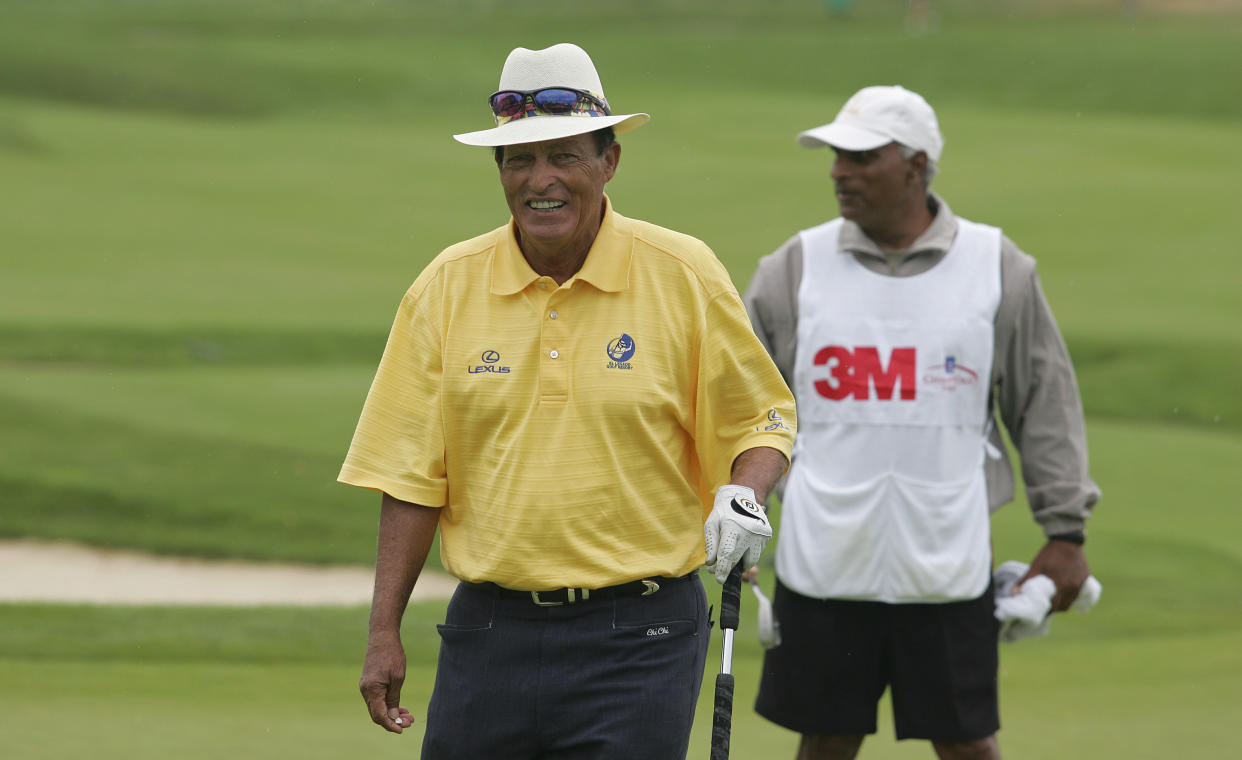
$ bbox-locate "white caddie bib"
[777,217,1001,602]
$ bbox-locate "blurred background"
[1,1,1239,757]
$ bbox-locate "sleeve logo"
[760,408,790,432]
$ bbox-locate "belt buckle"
[530,588,589,606]
[530,590,563,607]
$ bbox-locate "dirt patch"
[994,0,1240,13]
[1136,0,1241,11]
[0,540,458,606]
[1092,0,1237,12]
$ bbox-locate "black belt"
[463,573,693,607]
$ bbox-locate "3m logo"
[813,346,916,401]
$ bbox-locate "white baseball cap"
[453,43,649,147]
[797,85,944,162]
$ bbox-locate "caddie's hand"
[1021,539,1089,613]
[360,631,413,734]
[704,484,772,584]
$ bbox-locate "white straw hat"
[797,85,944,161]
[453,43,649,147]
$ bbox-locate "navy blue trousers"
[422,574,711,759]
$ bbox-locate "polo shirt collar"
[491,195,632,295]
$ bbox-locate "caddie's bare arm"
[997,252,1099,611]
[360,492,440,734]
[730,446,789,504]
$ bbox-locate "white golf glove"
[703,485,772,584]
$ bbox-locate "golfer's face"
[499,134,620,257]
[829,142,918,230]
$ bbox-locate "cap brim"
[797,121,892,151]
[453,112,649,147]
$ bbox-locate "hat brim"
[453,112,649,147]
[797,121,892,151]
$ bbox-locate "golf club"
[710,561,744,760]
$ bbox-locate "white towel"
[993,560,1101,643]
[750,579,782,649]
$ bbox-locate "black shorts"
[755,578,999,742]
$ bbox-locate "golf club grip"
[710,672,735,760]
[720,562,743,631]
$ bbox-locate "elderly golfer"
[339,43,795,759]
[745,86,1099,760]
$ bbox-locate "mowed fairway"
[2,1,1240,758]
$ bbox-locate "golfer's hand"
[1021,539,1089,612]
[704,485,772,584]
[360,631,413,734]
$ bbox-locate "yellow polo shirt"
[339,198,795,589]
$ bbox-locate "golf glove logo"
[704,484,772,584]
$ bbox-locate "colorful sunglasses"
[488,87,611,124]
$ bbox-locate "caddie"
[744,85,1100,760]
[338,42,795,759]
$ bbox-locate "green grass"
[3,580,1240,759]
[1,417,1240,757]
[1,1,1240,756]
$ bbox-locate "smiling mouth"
[528,200,566,210]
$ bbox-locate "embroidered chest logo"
[468,350,511,374]
[606,333,636,370]
[922,355,978,391]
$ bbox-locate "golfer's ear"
[603,141,621,181]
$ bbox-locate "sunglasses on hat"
[488,87,611,124]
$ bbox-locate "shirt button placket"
[542,298,569,401]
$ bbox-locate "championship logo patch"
[922,354,978,390]
[606,333,636,370]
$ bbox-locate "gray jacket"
[743,194,1099,536]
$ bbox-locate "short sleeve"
[338,287,447,507]
[694,289,797,501]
